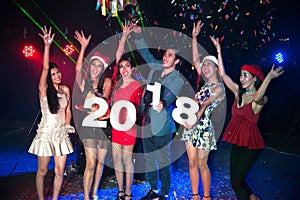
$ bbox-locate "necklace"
[245,89,256,94]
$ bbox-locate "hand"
[66,124,75,133]
[152,101,164,113]
[39,26,55,46]
[184,121,194,129]
[192,20,204,37]
[122,22,133,38]
[209,36,221,53]
[74,30,91,49]
[267,65,284,80]
[129,20,142,33]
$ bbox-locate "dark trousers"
[230,144,258,200]
[142,125,172,195]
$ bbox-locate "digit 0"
[110,100,136,131]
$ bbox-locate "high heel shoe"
[124,193,133,200]
[191,193,200,200]
[202,195,211,200]
[115,190,125,200]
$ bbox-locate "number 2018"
[81,82,199,131]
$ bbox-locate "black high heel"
[202,195,211,200]
[115,190,125,200]
[192,193,200,199]
[124,193,133,200]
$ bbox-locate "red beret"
[241,64,264,82]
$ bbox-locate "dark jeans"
[142,125,172,195]
[230,144,259,200]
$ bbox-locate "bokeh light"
[22,45,36,58]
[63,44,75,56]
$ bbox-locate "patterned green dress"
[182,82,225,151]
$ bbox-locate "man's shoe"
[158,193,169,200]
[140,190,160,200]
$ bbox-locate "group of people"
[28,19,284,200]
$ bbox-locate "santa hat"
[201,55,218,67]
[241,64,264,82]
[90,52,110,70]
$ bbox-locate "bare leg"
[249,193,260,200]
[122,144,134,199]
[92,147,108,196]
[83,146,97,200]
[112,143,125,197]
[198,150,211,199]
[36,156,50,200]
[186,142,200,200]
[52,155,67,200]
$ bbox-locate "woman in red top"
[211,36,284,200]
[111,23,142,200]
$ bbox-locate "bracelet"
[217,51,221,54]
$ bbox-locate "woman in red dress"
[111,23,142,200]
[211,36,284,200]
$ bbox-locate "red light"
[22,45,36,58]
[63,44,75,56]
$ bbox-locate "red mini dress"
[112,80,142,146]
[222,99,265,149]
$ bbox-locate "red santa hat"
[90,51,110,70]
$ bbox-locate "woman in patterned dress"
[28,26,75,200]
[182,21,225,200]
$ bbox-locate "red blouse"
[222,98,265,149]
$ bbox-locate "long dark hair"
[114,55,135,90]
[111,56,135,104]
[47,62,61,114]
[238,72,263,106]
[82,59,105,98]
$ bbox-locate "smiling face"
[118,60,133,79]
[89,59,104,80]
[162,49,179,69]
[239,70,257,89]
[50,67,62,85]
[201,59,218,80]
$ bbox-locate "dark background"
[0,0,299,137]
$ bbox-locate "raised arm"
[132,25,162,70]
[116,23,133,65]
[210,36,239,97]
[38,26,55,100]
[192,21,204,75]
[253,65,284,105]
[74,30,91,92]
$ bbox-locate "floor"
[0,120,299,200]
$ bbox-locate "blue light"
[274,52,284,64]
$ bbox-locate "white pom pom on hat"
[90,52,110,70]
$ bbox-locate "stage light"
[22,45,36,58]
[274,52,284,64]
[63,44,75,56]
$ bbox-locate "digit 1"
[146,82,161,106]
